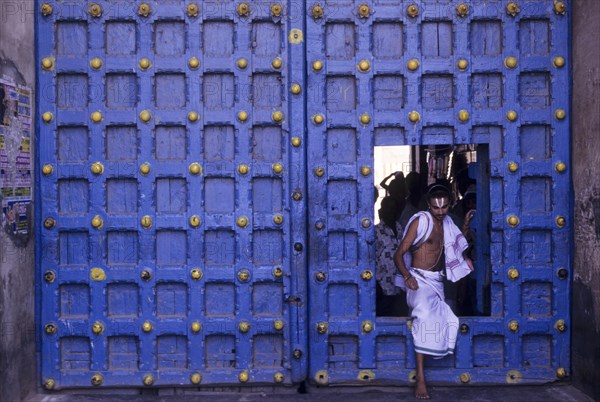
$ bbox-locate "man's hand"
[406,276,419,290]
[465,256,474,272]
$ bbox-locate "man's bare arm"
[394,218,420,279]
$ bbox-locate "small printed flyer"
[0,77,32,236]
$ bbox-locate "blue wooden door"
[306,0,571,385]
[37,0,307,388]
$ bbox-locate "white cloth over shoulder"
[407,268,459,357]
[394,211,471,290]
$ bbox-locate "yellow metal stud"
[41,57,54,70]
[237,58,248,69]
[141,215,152,229]
[315,272,326,282]
[91,215,104,229]
[91,162,104,175]
[187,3,199,17]
[508,162,518,172]
[313,114,324,125]
[312,60,323,71]
[272,111,284,122]
[139,58,151,70]
[273,266,283,278]
[91,374,103,386]
[140,163,151,175]
[291,137,301,147]
[556,368,567,378]
[407,59,419,71]
[191,268,203,280]
[90,58,102,70]
[508,268,519,280]
[506,110,517,121]
[239,322,250,333]
[139,110,151,122]
[315,370,328,385]
[314,167,325,177]
[504,57,518,69]
[41,3,53,16]
[360,166,371,176]
[360,113,371,125]
[289,28,303,44]
[143,374,154,386]
[316,322,328,334]
[508,320,519,332]
[312,4,324,19]
[92,321,104,335]
[456,3,469,17]
[274,372,284,383]
[457,59,468,70]
[191,322,202,333]
[237,2,250,16]
[138,3,151,17]
[292,191,303,201]
[44,270,56,283]
[238,164,249,175]
[91,111,103,123]
[239,370,249,383]
[362,320,373,333]
[554,319,566,332]
[271,4,283,17]
[407,3,419,17]
[361,270,373,281]
[555,109,566,120]
[358,4,370,18]
[237,216,249,228]
[361,218,371,228]
[188,111,199,122]
[291,84,302,94]
[238,111,248,122]
[189,162,202,175]
[553,56,565,68]
[273,214,284,225]
[238,270,250,282]
[506,2,520,16]
[274,320,284,331]
[190,215,201,228]
[44,378,56,390]
[272,57,283,69]
[142,321,152,332]
[272,163,284,174]
[44,217,56,229]
[460,373,471,383]
[408,111,420,123]
[45,323,57,335]
[458,110,469,122]
[507,215,519,227]
[358,60,370,72]
[555,162,567,173]
[42,112,53,123]
[42,164,53,176]
[141,270,152,281]
[554,1,566,15]
[88,3,102,17]
[190,372,202,384]
[90,267,106,281]
[556,216,566,228]
[188,57,200,69]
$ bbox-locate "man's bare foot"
[415,379,430,400]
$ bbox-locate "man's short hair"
[426,183,451,202]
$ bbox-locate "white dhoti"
[407,268,459,357]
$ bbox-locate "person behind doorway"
[393,183,474,399]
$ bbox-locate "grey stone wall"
[0,0,36,401]
[572,0,600,400]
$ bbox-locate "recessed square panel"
[473,335,504,367]
[252,74,282,109]
[522,282,552,317]
[108,336,139,370]
[522,335,552,366]
[106,126,137,161]
[61,337,90,370]
[155,74,186,108]
[56,22,88,56]
[105,21,136,55]
[59,232,88,266]
[107,179,138,214]
[253,282,283,315]
[372,22,403,59]
[252,126,281,160]
[205,335,236,368]
[253,335,283,368]
[60,284,89,317]
[521,177,552,212]
[204,178,234,213]
[520,73,550,109]
[471,20,502,56]
[521,230,552,264]
[58,180,88,214]
[155,21,186,56]
[203,74,235,109]
[156,231,187,265]
[203,22,234,57]
[374,75,403,111]
[156,178,187,213]
[106,74,137,108]
[422,75,453,109]
[326,76,356,112]
[252,22,282,57]
[204,125,234,161]
[472,74,502,109]
[327,181,357,229]
[328,231,358,266]
[376,336,407,368]
[326,23,355,60]
[107,231,138,265]
[57,74,88,109]
[327,129,356,163]
[204,231,235,265]
[107,283,139,317]
[422,126,453,144]
[58,126,88,162]
[521,125,551,160]
[156,283,188,317]
[253,230,283,264]
[157,335,188,369]
[253,178,282,213]
[328,284,358,317]
[155,126,186,160]
[205,283,235,316]
[374,127,405,146]
[328,336,358,369]
[422,21,452,57]
[519,19,550,56]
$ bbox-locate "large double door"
[37,0,571,389]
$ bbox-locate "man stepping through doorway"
[394,183,474,399]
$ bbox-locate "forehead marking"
[432,197,448,208]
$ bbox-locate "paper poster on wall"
[0,77,32,236]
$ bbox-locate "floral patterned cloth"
[375,219,404,296]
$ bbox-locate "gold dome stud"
[313,114,324,125]
[88,3,102,17]
[293,191,303,201]
[361,270,373,281]
[273,214,284,225]
[460,373,471,383]
[508,268,519,280]
[312,4,324,19]
[315,271,326,282]
[142,321,152,332]
[555,109,566,120]
[189,215,201,228]
[91,215,104,229]
[42,112,53,122]
[312,60,323,72]
[291,137,301,147]
[191,268,203,280]
[188,111,199,122]
[141,270,152,281]
[143,374,154,386]
[508,320,519,332]
[188,57,200,69]
[41,57,53,70]
[190,372,202,384]
[189,162,202,175]
[507,215,519,227]
[358,4,370,18]
[360,113,371,125]
[238,164,249,175]
[239,322,250,333]
[408,111,420,123]
[237,2,250,16]
[273,266,283,278]
[506,110,517,121]
[139,58,151,70]
[506,2,520,16]
[42,164,53,176]
[90,58,102,70]
[314,167,325,177]
[272,57,283,69]
[237,216,249,228]
[554,319,566,332]
[91,374,103,386]
[274,320,284,331]
[457,59,468,70]
[316,322,328,334]
[361,218,371,228]
[556,368,567,379]
[90,267,106,281]
[504,57,518,69]
[272,163,284,174]
[91,111,102,123]
[362,320,373,333]
[458,110,469,122]
[44,378,56,390]
[238,111,248,122]
[44,217,56,229]
[456,3,469,17]
[291,84,302,94]
[141,215,152,229]
[191,321,202,333]
[274,372,284,383]
[139,110,151,122]
[40,3,53,16]
[45,323,57,335]
[238,270,250,282]
[358,60,370,72]
[239,370,249,383]
[553,57,565,68]
[237,58,248,69]
[407,3,419,17]
[407,59,419,71]
[508,162,518,172]
[91,162,104,175]
[140,163,150,175]
[187,3,199,17]
[360,166,371,176]
[555,162,567,173]
[556,216,566,228]
[138,3,151,17]
[92,321,104,335]
[44,270,56,283]
[271,4,283,17]
[554,1,566,15]
[272,111,284,122]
